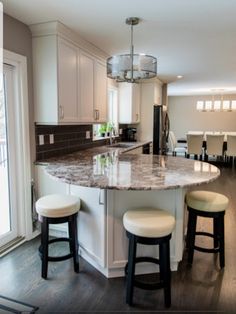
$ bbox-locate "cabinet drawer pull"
[97,110,100,121]
[60,105,64,119]
[136,113,139,121]
[94,109,97,120]
[99,189,104,205]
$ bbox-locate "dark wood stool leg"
[69,213,79,273]
[187,210,197,265]
[218,215,225,268]
[41,217,49,279]
[213,217,219,249]
[159,241,171,308]
[126,234,137,306]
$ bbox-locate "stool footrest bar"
[195,231,215,238]
[134,279,164,290]
[48,253,73,262]
[194,245,219,254]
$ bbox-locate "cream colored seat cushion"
[123,209,175,238]
[36,194,81,218]
[186,191,229,212]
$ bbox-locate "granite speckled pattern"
[37,142,220,190]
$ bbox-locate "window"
[0,50,32,253]
[93,87,118,140]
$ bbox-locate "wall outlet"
[119,129,123,135]
[39,135,44,145]
[49,134,54,144]
[86,131,90,139]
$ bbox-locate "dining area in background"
[170,131,236,165]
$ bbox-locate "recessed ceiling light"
[177,75,183,79]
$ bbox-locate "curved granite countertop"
[37,142,220,190]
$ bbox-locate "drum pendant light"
[107,17,157,83]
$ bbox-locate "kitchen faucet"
[109,125,115,145]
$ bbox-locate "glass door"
[0,64,18,248]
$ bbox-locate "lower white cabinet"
[69,185,106,270]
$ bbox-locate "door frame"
[3,49,32,243]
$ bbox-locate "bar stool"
[123,209,175,308]
[185,191,229,268]
[36,194,81,279]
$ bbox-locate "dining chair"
[205,134,224,161]
[186,134,204,160]
[168,131,186,157]
[225,135,236,166]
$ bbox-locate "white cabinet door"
[94,61,107,123]
[131,83,141,123]
[119,83,140,124]
[78,52,94,122]
[33,36,79,124]
[33,35,59,123]
[58,38,78,122]
[69,185,106,268]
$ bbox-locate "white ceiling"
[2,0,236,95]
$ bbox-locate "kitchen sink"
[108,143,136,148]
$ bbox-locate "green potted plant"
[99,123,107,137]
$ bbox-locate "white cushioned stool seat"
[123,209,175,238]
[186,191,229,212]
[36,194,80,218]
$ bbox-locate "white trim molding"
[3,49,33,241]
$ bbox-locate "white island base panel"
[69,185,186,278]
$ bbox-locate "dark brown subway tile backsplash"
[35,124,106,161]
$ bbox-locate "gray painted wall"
[168,95,236,139]
[3,13,35,164]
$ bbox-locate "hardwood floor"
[1,164,236,313]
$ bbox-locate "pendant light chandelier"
[107,17,157,83]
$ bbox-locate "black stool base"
[39,213,79,279]
[186,206,225,269]
[125,232,172,308]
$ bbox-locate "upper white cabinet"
[78,51,94,122]
[78,54,107,123]
[118,83,140,124]
[31,21,108,124]
[94,60,107,123]
[32,36,79,124]
[58,38,78,122]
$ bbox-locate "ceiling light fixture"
[196,90,236,112]
[106,17,157,83]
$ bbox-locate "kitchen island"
[35,143,220,278]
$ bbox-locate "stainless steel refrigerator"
[153,105,170,155]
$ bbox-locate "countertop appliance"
[121,127,137,142]
[153,105,170,155]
